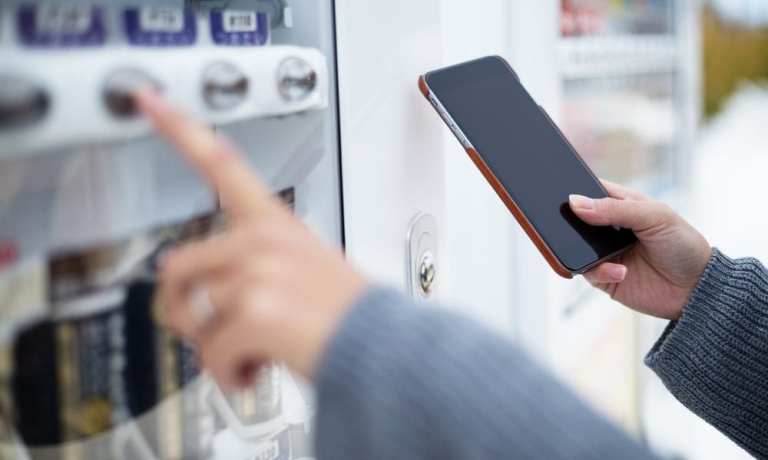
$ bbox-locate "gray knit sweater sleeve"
[314,288,655,460]
[646,248,768,458]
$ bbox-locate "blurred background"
[553,1,768,458]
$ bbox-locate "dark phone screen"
[426,56,636,272]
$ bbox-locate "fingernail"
[569,194,595,211]
[610,265,628,282]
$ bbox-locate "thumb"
[569,194,671,232]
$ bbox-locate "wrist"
[300,275,371,380]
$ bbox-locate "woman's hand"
[136,90,369,390]
[570,182,712,320]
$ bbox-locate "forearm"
[314,288,655,460]
[646,249,768,458]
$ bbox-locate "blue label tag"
[124,7,196,46]
[210,10,269,46]
[18,5,106,47]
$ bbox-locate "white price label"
[252,440,279,460]
[140,7,184,33]
[37,5,92,34]
[223,11,258,33]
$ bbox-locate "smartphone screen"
[425,56,636,273]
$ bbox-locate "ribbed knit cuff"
[645,248,768,458]
[313,287,429,459]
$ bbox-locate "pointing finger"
[135,88,278,221]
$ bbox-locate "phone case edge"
[464,146,574,279]
[418,74,574,279]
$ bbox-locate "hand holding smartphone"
[420,56,636,278]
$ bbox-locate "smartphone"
[419,56,636,278]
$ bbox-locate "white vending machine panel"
[0,1,343,459]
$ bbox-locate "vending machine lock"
[419,252,436,295]
[406,213,439,301]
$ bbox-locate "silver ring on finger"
[190,285,216,329]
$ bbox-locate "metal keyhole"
[419,252,436,295]
[407,213,438,301]
[277,57,317,102]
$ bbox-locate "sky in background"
[710,0,768,26]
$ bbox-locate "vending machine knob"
[277,57,317,102]
[0,76,50,129]
[103,69,160,119]
[202,63,249,110]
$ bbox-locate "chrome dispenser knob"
[277,57,317,102]
[103,69,160,118]
[203,62,249,110]
[0,76,50,129]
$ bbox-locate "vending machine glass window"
[561,0,676,37]
[557,0,686,195]
[561,73,681,193]
[0,1,341,459]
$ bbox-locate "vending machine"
[0,0,447,459]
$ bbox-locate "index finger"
[135,88,277,220]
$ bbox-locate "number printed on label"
[37,5,92,34]
[252,440,279,460]
[140,7,184,32]
[223,11,258,33]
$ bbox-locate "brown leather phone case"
[419,75,574,279]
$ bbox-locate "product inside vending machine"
[0,1,342,459]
